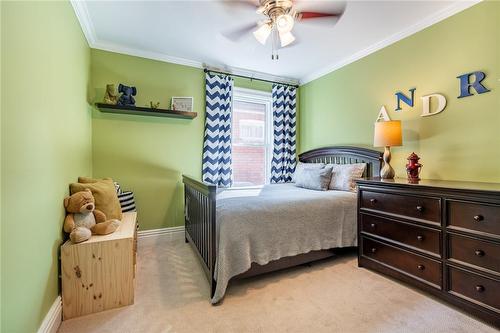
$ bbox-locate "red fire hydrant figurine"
[406,152,423,182]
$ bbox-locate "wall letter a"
[395,88,416,111]
[457,71,490,98]
[376,106,391,122]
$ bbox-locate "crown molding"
[70,0,299,85]
[92,40,205,69]
[300,0,482,84]
[70,0,95,45]
[72,0,481,87]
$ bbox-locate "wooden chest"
[357,178,500,327]
[61,212,137,319]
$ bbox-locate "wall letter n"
[395,88,416,111]
[457,71,490,98]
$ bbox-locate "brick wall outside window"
[231,98,269,187]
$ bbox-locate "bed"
[183,146,382,303]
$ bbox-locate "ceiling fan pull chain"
[272,25,280,61]
[271,25,275,60]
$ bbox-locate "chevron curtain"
[270,84,297,183]
[202,73,234,187]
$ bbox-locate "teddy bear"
[63,189,121,243]
[117,83,137,106]
[103,84,118,105]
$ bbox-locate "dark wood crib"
[182,146,382,300]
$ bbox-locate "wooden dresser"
[356,178,500,327]
[61,212,138,319]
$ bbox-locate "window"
[231,88,272,187]
[239,120,265,143]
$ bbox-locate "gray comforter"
[212,183,357,303]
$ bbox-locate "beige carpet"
[59,235,497,333]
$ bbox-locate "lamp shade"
[279,31,295,47]
[374,120,402,147]
[253,24,272,45]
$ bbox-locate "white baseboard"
[37,296,62,333]
[137,226,185,240]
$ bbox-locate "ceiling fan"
[223,0,344,59]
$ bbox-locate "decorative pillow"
[295,166,333,191]
[118,191,136,212]
[327,163,367,192]
[292,162,325,183]
[78,176,121,193]
[70,178,123,220]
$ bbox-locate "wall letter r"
[457,71,490,98]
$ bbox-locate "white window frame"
[232,87,273,186]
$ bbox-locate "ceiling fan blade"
[222,22,259,41]
[221,0,260,10]
[297,11,342,20]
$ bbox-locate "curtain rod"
[204,68,299,88]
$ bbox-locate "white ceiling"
[73,0,479,84]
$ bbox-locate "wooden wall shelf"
[95,103,197,119]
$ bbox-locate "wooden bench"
[61,212,137,319]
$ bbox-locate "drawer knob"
[417,264,425,271]
[416,205,424,212]
[475,249,485,257]
[416,235,424,241]
[370,223,376,229]
[370,198,377,204]
[371,247,377,253]
[475,285,485,292]
[473,215,484,222]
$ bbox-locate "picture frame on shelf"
[171,97,193,112]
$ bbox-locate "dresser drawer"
[360,190,441,224]
[362,237,441,287]
[448,266,500,312]
[361,214,441,255]
[449,234,500,273]
[448,200,500,237]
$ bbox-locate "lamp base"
[380,146,395,179]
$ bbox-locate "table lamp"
[374,120,402,179]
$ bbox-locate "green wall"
[299,1,500,182]
[0,2,92,332]
[91,50,273,231]
[91,50,204,231]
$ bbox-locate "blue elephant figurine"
[117,84,137,106]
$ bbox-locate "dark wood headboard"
[298,146,383,178]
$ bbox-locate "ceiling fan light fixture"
[253,23,272,45]
[276,14,294,33]
[279,31,295,47]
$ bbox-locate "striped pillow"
[118,191,136,212]
[114,181,123,194]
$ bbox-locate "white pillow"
[327,163,367,192]
[295,167,333,191]
[292,162,325,183]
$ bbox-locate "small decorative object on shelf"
[171,97,193,112]
[150,101,160,109]
[406,152,423,182]
[117,84,137,106]
[103,84,118,105]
